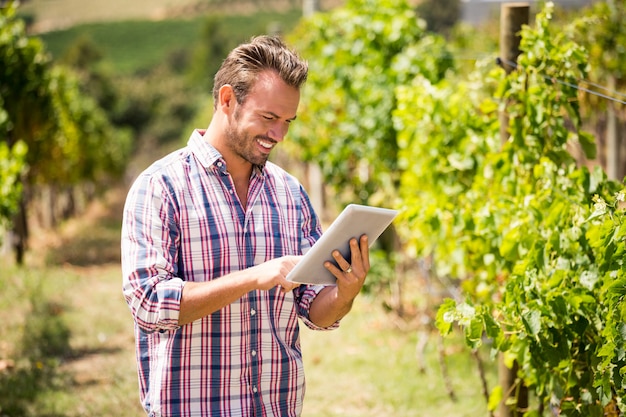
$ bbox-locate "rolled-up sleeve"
[295,285,340,330]
[121,173,183,333]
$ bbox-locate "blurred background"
[1,0,625,416]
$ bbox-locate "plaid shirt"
[122,130,336,417]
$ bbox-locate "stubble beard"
[226,108,270,167]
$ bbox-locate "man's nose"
[268,123,289,142]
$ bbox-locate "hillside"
[20,0,200,33]
[19,0,344,33]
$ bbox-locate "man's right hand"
[251,255,302,292]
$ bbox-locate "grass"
[0,183,497,416]
[40,19,204,74]
[0,264,144,416]
[300,300,496,416]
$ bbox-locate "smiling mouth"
[257,137,276,150]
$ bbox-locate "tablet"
[286,204,398,285]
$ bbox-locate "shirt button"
[252,386,258,393]
[251,350,257,357]
[251,309,256,316]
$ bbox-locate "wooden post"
[606,74,622,181]
[498,3,529,144]
[498,4,529,417]
[303,0,320,17]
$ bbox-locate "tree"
[0,2,131,263]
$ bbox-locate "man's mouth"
[257,138,276,150]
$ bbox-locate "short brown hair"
[212,35,308,107]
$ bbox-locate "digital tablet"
[286,204,398,285]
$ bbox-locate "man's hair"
[212,35,308,107]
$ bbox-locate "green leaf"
[466,317,484,349]
[487,386,503,411]
[500,226,521,261]
[578,131,597,159]
[435,298,457,335]
[522,309,542,337]
[482,310,502,339]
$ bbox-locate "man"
[121,35,370,417]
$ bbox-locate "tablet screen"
[286,204,398,285]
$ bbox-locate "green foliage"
[0,3,56,149]
[288,0,454,208]
[187,15,246,91]
[0,3,131,187]
[571,0,626,117]
[59,34,119,112]
[0,138,27,227]
[393,60,501,272]
[59,33,103,70]
[506,3,594,162]
[46,66,132,184]
[418,3,626,414]
[111,64,198,145]
[574,0,626,80]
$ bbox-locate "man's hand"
[179,255,302,325]
[251,255,302,293]
[325,235,370,302]
[308,235,370,328]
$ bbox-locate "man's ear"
[218,85,235,113]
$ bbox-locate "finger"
[359,235,370,272]
[278,278,300,291]
[324,261,346,280]
[332,250,351,272]
[280,282,300,293]
[349,238,362,271]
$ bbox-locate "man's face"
[224,71,300,166]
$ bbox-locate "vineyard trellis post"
[606,75,623,181]
[498,2,529,145]
[605,0,624,182]
[303,0,320,18]
[498,3,529,417]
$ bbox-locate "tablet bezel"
[286,204,398,285]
